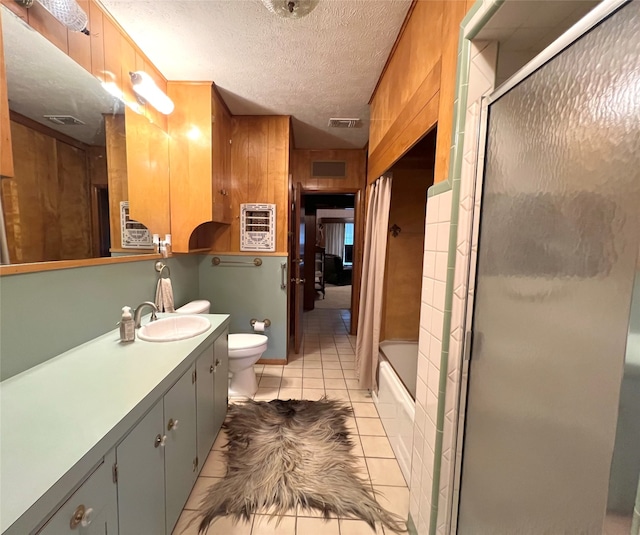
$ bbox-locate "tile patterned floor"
[173,309,409,535]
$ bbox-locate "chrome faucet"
[133,301,158,328]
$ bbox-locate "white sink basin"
[138,315,211,342]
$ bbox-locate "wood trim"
[9,110,91,152]
[0,252,163,276]
[368,0,419,104]
[257,358,287,365]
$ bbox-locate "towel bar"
[211,257,262,267]
[155,261,171,278]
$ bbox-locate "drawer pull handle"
[167,418,179,431]
[70,504,93,529]
[155,434,167,448]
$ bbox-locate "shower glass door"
[457,2,640,533]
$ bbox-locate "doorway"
[303,193,355,313]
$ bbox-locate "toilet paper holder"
[250,318,271,328]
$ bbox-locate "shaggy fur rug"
[196,398,406,533]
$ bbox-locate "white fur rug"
[196,399,406,533]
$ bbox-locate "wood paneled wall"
[368,0,473,183]
[210,116,290,254]
[381,167,434,340]
[2,119,93,263]
[291,149,367,191]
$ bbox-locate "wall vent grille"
[311,161,347,178]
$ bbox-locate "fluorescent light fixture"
[129,71,174,115]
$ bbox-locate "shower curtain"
[356,174,392,391]
[324,223,345,258]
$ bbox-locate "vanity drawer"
[36,450,117,535]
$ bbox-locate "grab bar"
[155,261,171,278]
[211,257,262,267]
[280,262,287,289]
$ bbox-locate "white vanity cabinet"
[116,365,199,535]
[36,450,118,535]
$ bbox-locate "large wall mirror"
[1,5,158,265]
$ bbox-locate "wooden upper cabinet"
[0,8,13,178]
[211,86,232,224]
[167,82,232,253]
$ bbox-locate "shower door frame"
[450,0,634,531]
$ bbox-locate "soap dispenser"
[120,306,135,342]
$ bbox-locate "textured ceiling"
[98,0,412,149]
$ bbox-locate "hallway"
[172,308,409,535]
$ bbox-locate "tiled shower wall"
[410,189,452,533]
[443,40,497,534]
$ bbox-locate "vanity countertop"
[0,313,230,535]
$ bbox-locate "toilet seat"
[228,334,268,352]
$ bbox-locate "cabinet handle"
[210,364,214,374]
[70,504,93,529]
[167,418,179,431]
[214,358,221,373]
[155,434,167,448]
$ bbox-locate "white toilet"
[227,334,268,398]
[176,300,267,398]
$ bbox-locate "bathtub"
[373,341,418,484]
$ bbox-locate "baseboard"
[257,358,287,365]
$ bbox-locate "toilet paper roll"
[253,321,266,332]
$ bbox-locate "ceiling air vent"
[312,161,347,178]
[328,118,361,128]
[44,115,85,126]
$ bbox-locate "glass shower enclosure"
[456,1,640,533]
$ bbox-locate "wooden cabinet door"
[116,401,166,535]
[37,450,118,535]
[164,367,197,535]
[196,345,216,469]
[212,329,229,433]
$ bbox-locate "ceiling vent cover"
[312,160,347,178]
[328,118,361,128]
[44,115,85,126]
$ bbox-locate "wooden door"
[292,183,305,354]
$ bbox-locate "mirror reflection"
[1,6,154,265]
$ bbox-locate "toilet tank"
[175,300,211,314]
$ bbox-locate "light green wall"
[198,255,288,360]
[0,256,200,380]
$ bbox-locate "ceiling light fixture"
[31,0,90,34]
[260,0,319,19]
[129,71,175,115]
